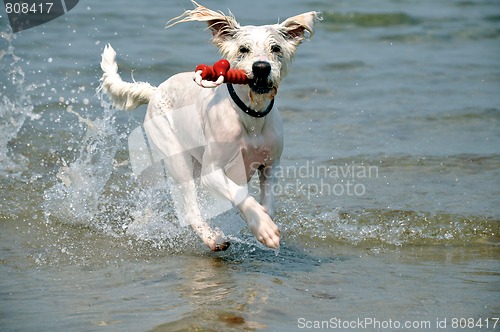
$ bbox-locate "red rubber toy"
[195,60,250,85]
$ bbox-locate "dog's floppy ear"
[279,11,322,45]
[167,1,240,46]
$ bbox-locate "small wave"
[336,153,500,172]
[423,107,500,123]
[322,11,419,30]
[279,208,499,247]
[326,61,367,71]
[485,15,500,22]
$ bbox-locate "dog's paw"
[192,223,230,251]
[211,241,231,252]
[239,197,280,249]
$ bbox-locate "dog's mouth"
[249,78,274,95]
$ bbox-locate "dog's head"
[169,1,321,100]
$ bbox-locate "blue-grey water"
[1,0,499,331]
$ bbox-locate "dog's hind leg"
[168,154,230,251]
[144,113,229,251]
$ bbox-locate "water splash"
[0,30,39,173]
[43,101,121,226]
[41,98,242,252]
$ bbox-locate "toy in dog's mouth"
[194,60,275,95]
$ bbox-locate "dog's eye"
[239,46,250,54]
[271,45,282,53]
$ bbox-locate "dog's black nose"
[252,61,271,78]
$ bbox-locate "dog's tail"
[99,44,157,111]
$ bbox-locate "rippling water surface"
[1,0,499,330]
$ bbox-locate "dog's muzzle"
[250,61,273,94]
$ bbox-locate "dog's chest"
[240,130,274,169]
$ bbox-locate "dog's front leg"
[201,163,280,249]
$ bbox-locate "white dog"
[100,2,320,251]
